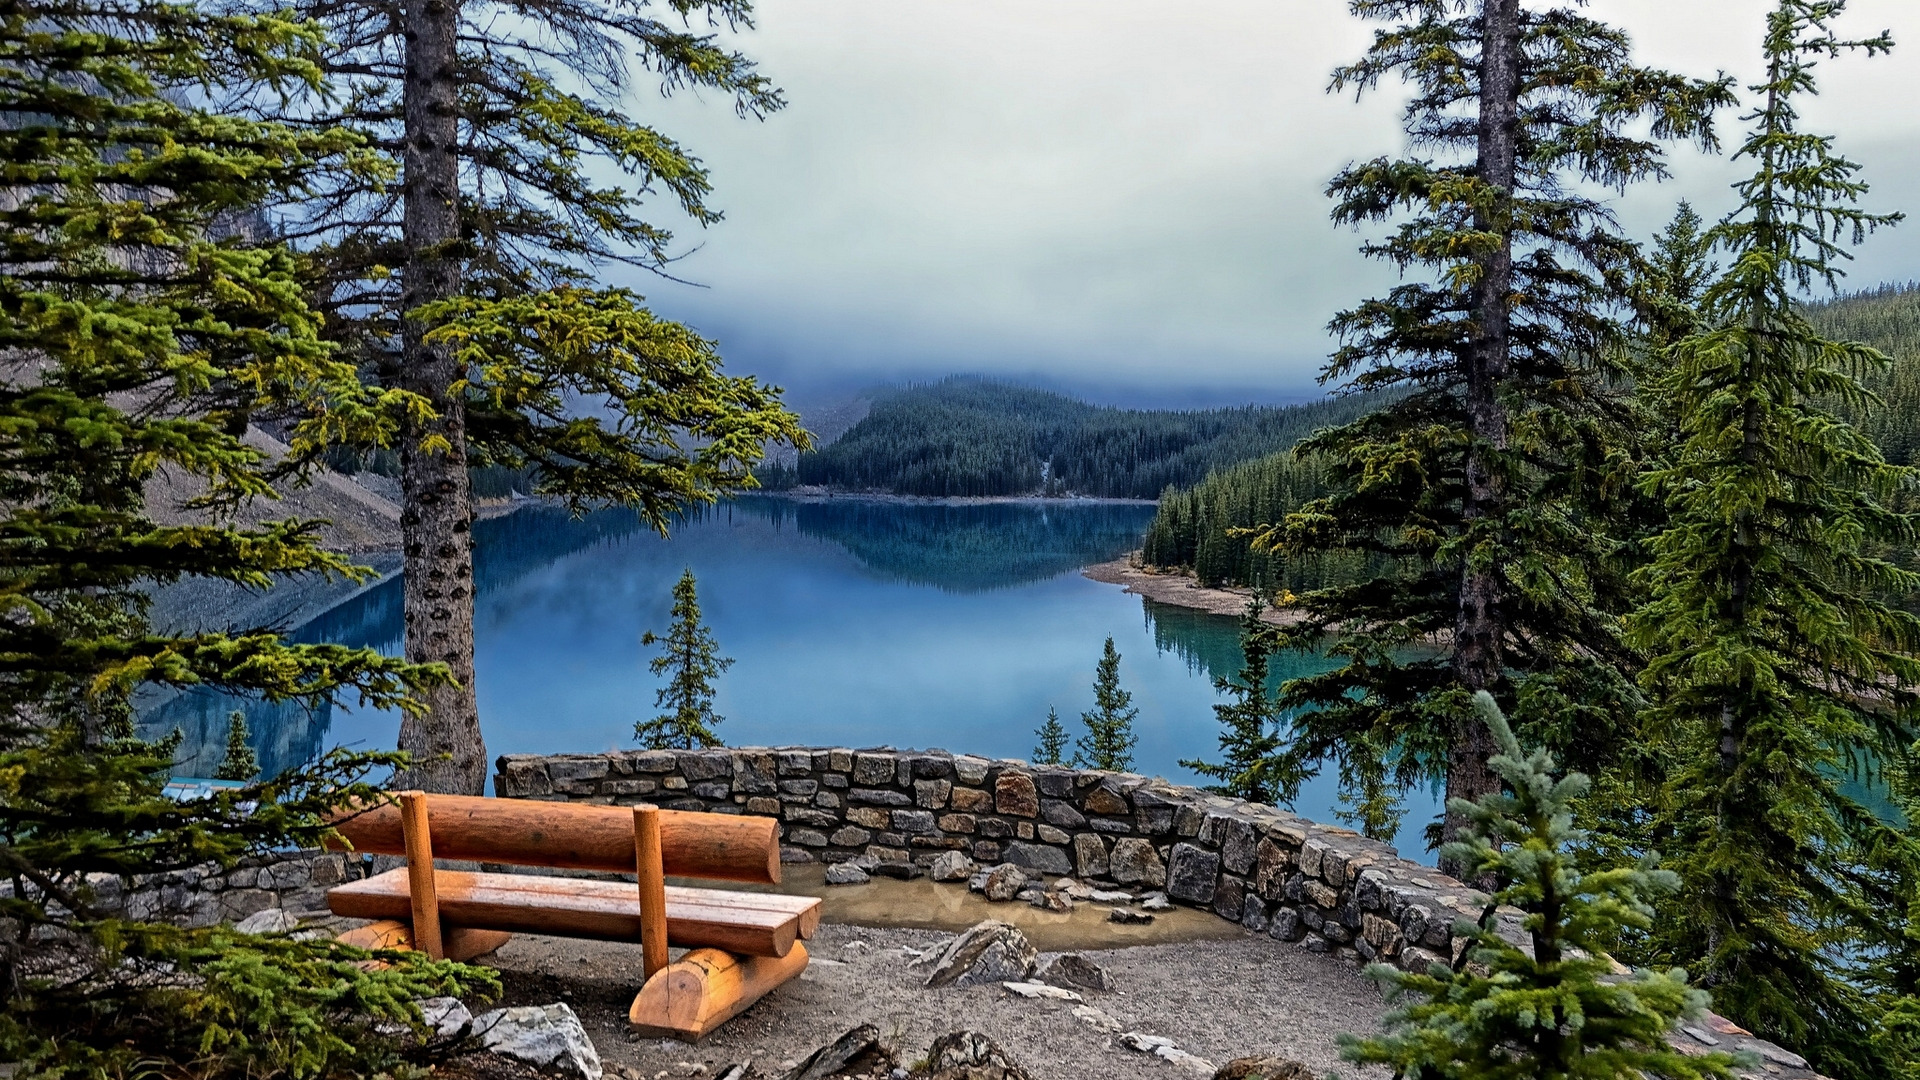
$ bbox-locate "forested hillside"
[760,378,1381,498]
[1145,282,1920,591]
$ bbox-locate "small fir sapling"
[637,569,733,749]
[1340,693,1742,1080]
[1034,706,1069,765]
[1075,636,1138,772]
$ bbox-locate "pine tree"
[1342,693,1741,1080]
[214,713,260,782]
[1241,0,1732,863]
[1033,707,1069,765]
[248,0,811,793]
[637,569,732,749]
[1627,5,1917,1074]
[0,2,491,1073]
[1182,596,1292,803]
[1075,637,1138,772]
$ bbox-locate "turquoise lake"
[140,497,1440,858]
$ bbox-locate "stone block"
[1089,818,1133,834]
[1040,800,1086,829]
[1174,804,1207,837]
[628,750,679,774]
[784,807,838,828]
[849,788,911,807]
[1213,876,1247,921]
[1036,824,1071,845]
[789,829,829,848]
[1015,821,1034,840]
[745,797,781,816]
[604,779,657,796]
[308,856,347,887]
[910,755,955,779]
[865,844,911,864]
[1132,788,1177,834]
[830,826,873,847]
[778,750,814,776]
[1082,785,1128,816]
[814,791,842,809]
[1108,838,1165,887]
[1269,907,1304,942]
[1322,846,1350,887]
[978,817,1013,839]
[914,779,952,809]
[909,835,971,851]
[876,831,907,848]
[828,749,854,772]
[891,809,938,834]
[1033,769,1075,798]
[1071,834,1109,878]
[692,782,731,800]
[950,787,994,813]
[546,757,610,783]
[781,778,819,796]
[1304,880,1340,909]
[1362,913,1402,955]
[1167,843,1221,904]
[1002,841,1073,876]
[953,756,991,784]
[822,772,848,790]
[847,807,891,829]
[1255,838,1291,900]
[662,776,688,790]
[1399,946,1447,972]
[260,860,310,891]
[680,752,731,781]
[937,813,977,834]
[781,846,815,864]
[1299,838,1328,879]
[1241,893,1270,932]
[1221,818,1259,875]
[995,773,1039,817]
[731,751,778,795]
[852,753,898,786]
[972,840,1002,862]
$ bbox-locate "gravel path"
[487,921,1389,1079]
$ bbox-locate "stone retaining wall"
[93,849,355,928]
[496,745,1823,1080]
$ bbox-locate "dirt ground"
[477,908,1389,1080]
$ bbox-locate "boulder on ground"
[1107,907,1154,925]
[1026,890,1072,913]
[929,851,976,882]
[786,1024,896,1080]
[825,863,872,886]
[918,1030,1034,1080]
[471,1003,602,1080]
[418,996,473,1040]
[1211,1058,1315,1080]
[981,864,1027,902]
[233,908,298,934]
[924,920,1037,988]
[1032,952,1111,992]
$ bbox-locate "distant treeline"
[1144,282,1920,591]
[756,378,1382,499]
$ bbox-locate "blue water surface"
[142,497,1441,859]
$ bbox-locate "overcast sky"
[624,0,1920,406]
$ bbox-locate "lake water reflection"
[141,496,1439,859]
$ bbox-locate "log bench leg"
[628,944,810,1042]
[337,919,513,962]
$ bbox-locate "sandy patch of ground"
[1082,556,1306,625]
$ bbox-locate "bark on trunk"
[394,0,485,794]
[1442,0,1520,868]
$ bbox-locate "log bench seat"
[325,791,820,1042]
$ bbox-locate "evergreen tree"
[637,569,732,749]
[1627,4,1917,1074]
[1033,707,1069,765]
[214,712,260,782]
[1242,0,1731,862]
[250,0,811,793]
[1075,637,1138,772]
[1182,597,1291,802]
[0,2,490,1073]
[1343,693,1741,1080]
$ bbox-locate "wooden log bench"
[324,792,820,1042]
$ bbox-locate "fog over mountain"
[613,0,1919,405]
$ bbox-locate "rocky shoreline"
[1081,555,1305,625]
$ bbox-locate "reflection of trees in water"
[139,505,656,777]
[732,497,1156,593]
[1142,599,1339,697]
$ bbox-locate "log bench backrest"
[328,793,780,883]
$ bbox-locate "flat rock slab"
[925,920,1037,988]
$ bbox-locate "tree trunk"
[1443,0,1520,867]
[394,0,485,794]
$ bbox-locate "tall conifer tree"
[637,569,731,749]
[0,2,488,1071]
[1076,637,1138,772]
[1245,0,1731,862]
[1182,596,1290,802]
[248,0,810,792]
[1628,4,1916,1073]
